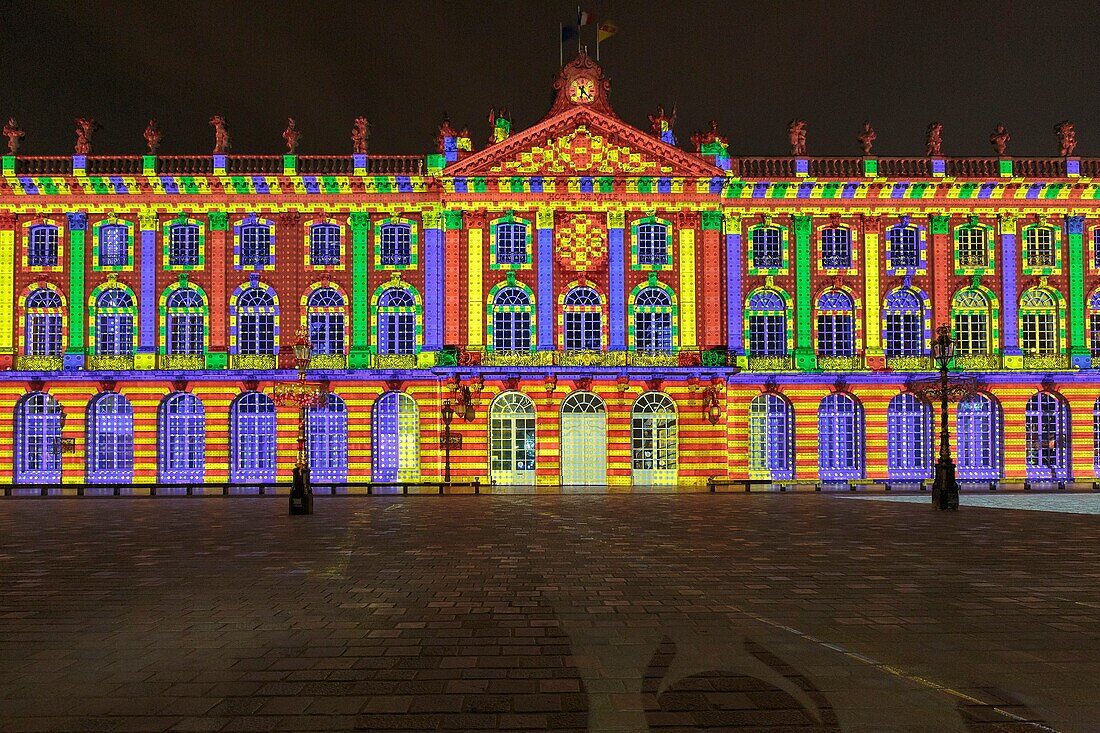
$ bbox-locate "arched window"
[376,288,416,355]
[1089,292,1100,357]
[308,393,348,483]
[168,223,200,267]
[883,290,924,358]
[94,288,134,356]
[98,223,129,267]
[490,392,536,485]
[815,291,854,357]
[637,222,669,266]
[750,226,782,269]
[957,393,1002,480]
[240,222,273,268]
[165,288,205,356]
[1020,288,1059,355]
[560,392,607,485]
[307,287,346,356]
[15,392,62,483]
[818,393,863,480]
[1024,226,1057,268]
[957,226,988,268]
[309,223,341,266]
[379,223,412,266]
[87,392,134,483]
[633,287,673,352]
[820,228,851,268]
[632,392,677,485]
[952,289,990,356]
[24,288,63,356]
[235,288,276,355]
[371,392,419,483]
[491,287,533,352]
[747,291,787,356]
[887,393,931,478]
[563,287,602,351]
[27,224,59,267]
[495,222,529,265]
[887,225,919,268]
[748,393,793,479]
[1025,391,1070,480]
[158,392,204,483]
[231,392,277,483]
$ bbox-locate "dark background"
[1,1,1097,157]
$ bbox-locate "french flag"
[578,9,595,25]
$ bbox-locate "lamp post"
[930,324,960,511]
[273,329,326,515]
[441,399,454,484]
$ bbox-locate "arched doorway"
[560,392,607,486]
[371,392,419,483]
[490,392,536,485]
[631,392,677,486]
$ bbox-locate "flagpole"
[577,5,581,53]
[559,23,563,67]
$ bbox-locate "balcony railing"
[15,355,63,371]
[309,353,348,370]
[817,354,863,371]
[373,354,417,370]
[86,354,135,371]
[953,353,1002,371]
[230,354,277,370]
[1022,352,1070,370]
[158,354,206,371]
[745,355,795,372]
[885,355,935,372]
[556,350,628,367]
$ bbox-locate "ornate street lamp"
[930,324,960,510]
[273,329,326,515]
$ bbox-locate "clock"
[567,77,596,104]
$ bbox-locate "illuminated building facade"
[2,53,1100,492]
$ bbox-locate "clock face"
[568,77,596,104]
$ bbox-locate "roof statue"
[488,107,511,145]
[73,118,99,155]
[283,118,301,154]
[210,115,230,154]
[788,119,807,156]
[990,124,1010,156]
[1054,121,1076,157]
[648,104,677,145]
[351,116,370,154]
[436,117,458,153]
[143,119,161,154]
[857,122,876,156]
[3,118,25,155]
[925,122,943,156]
[690,120,729,155]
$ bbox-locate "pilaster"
[136,210,158,369]
[443,210,463,346]
[723,211,743,356]
[677,211,698,350]
[699,210,723,349]
[536,208,554,350]
[862,216,884,369]
[792,214,815,371]
[64,212,87,370]
[1067,215,1089,368]
[607,209,626,350]
[349,212,371,368]
[0,213,16,369]
[999,214,1022,366]
[929,214,952,329]
[206,211,228,369]
[466,211,485,348]
[422,207,444,351]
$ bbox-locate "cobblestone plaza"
[3,493,1100,732]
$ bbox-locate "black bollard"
[289,465,314,515]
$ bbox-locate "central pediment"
[446,107,722,178]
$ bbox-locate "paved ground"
[2,494,1100,732]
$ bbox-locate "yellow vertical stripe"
[467,228,483,347]
[864,230,881,352]
[0,229,14,353]
[679,227,696,348]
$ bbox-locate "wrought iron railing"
[885,355,935,371]
[373,354,417,369]
[817,354,863,371]
[745,355,795,372]
[158,354,206,371]
[481,350,555,367]
[86,354,135,371]
[1022,353,1070,370]
[556,350,628,367]
[953,352,1001,371]
[230,354,277,370]
[309,353,348,370]
[15,355,63,371]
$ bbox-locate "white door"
[561,393,607,486]
[490,392,536,485]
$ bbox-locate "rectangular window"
[380,226,412,266]
[1021,313,1056,354]
[168,314,204,355]
[564,312,601,351]
[748,314,786,356]
[310,226,341,266]
[169,225,200,267]
[1026,228,1056,268]
[816,315,854,356]
[27,314,62,356]
[99,226,128,267]
[957,228,987,268]
[239,315,275,355]
[820,229,851,268]
[888,228,919,268]
[28,227,59,267]
[241,226,272,268]
[637,225,669,266]
[752,228,782,269]
[635,312,672,352]
[496,224,528,265]
[884,313,922,357]
[953,314,988,355]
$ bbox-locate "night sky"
[2,1,1098,158]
